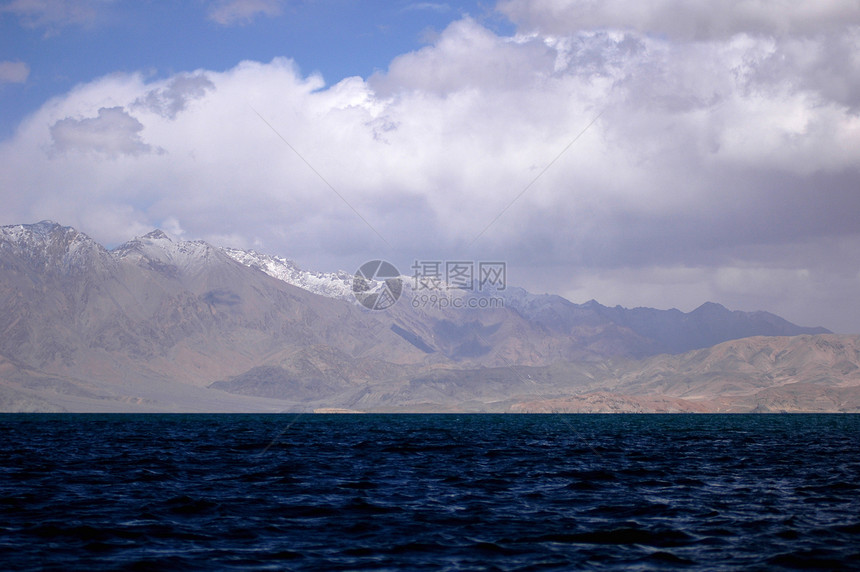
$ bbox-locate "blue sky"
[2,0,860,333]
[1,1,506,137]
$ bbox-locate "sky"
[1,0,859,333]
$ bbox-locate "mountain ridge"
[0,221,851,413]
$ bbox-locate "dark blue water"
[1,414,858,570]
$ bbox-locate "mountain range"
[1,220,855,413]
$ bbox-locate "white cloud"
[1,0,112,32]
[207,0,283,26]
[370,17,557,95]
[1,6,860,332]
[160,216,186,239]
[401,3,451,14]
[0,61,30,84]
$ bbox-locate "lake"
[1,413,858,570]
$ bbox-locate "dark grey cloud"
[134,74,215,119]
[751,32,860,111]
[50,106,157,157]
[497,0,860,40]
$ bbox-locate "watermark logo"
[352,259,507,311]
[411,293,505,310]
[352,260,402,311]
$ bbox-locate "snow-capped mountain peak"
[221,247,356,299]
[1,220,85,249]
[112,229,218,271]
[0,220,109,274]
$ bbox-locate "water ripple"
[1,413,858,570]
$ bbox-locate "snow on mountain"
[0,223,362,300]
[1,220,91,254]
[220,248,502,305]
[221,247,357,300]
[0,220,112,274]
[111,229,220,271]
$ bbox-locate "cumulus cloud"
[1,5,860,331]
[0,61,29,84]
[371,17,557,94]
[207,0,282,26]
[50,106,158,157]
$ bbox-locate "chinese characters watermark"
[411,260,506,292]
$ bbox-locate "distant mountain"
[0,220,850,413]
[221,252,830,359]
[502,290,830,356]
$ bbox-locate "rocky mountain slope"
[0,221,853,412]
[511,334,860,413]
